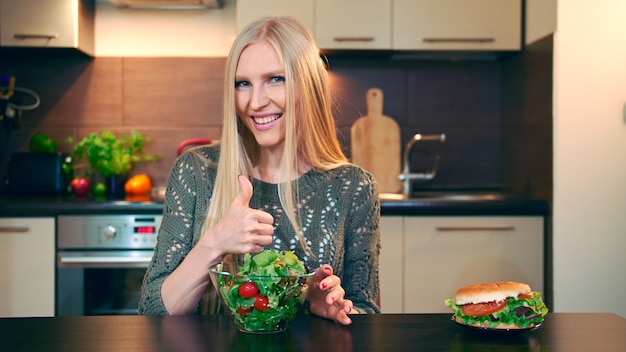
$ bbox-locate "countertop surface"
[0,192,550,217]
[0,194,165,217]
[0,313,623,351]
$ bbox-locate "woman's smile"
[252,113,283,129]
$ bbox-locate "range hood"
[108,0,224,9]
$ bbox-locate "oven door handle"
[57,252,154,268]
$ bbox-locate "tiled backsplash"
[0,38,552,199]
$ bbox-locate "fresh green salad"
[215,250,312,332]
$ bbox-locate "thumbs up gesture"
[204,175,274,255]
[232,174,254,208]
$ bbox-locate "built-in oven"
[56,214,161,316]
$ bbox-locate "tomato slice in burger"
[461,300,507,317]
[517,292,534,300]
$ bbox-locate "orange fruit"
[124,174,152,195]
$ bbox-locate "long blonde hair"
[200,16,348,257]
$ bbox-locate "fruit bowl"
[208,251,314,334]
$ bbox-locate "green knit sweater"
[139,145,381,315]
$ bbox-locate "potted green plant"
[66,130,160,194]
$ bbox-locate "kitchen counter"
[0,193,549,217]
[0,195,165,217]
[380,194,549,216]
[0,313,624,351]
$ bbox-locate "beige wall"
[553,0,626,317]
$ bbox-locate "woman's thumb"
[232,175,253,207]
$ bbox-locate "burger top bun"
[454,281,531,305]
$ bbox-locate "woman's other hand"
[202,175,274,256]
[309,264,354,325]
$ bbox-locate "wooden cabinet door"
[235,0,315,34]
[1,0,77,47]
[315,0,391,50]
[403,216,543,313]
[393,0,522,51]
[379,216,404,313]
[0,218,55,317]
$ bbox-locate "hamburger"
[444,281,548,329]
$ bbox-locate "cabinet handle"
[435,225,515,231]
[423,38,495,43]
[333,37,375,42]
[0,226,30,233]
[13,33,59,40]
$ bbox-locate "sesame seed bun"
[454,281,531,305]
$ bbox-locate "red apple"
[70,178,91,196]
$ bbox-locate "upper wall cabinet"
[314,0,391,50]
[236,0,390,50]
[235,0,314,34]
[393,0,522,51]
[0,0,95,56]
[236,0,521,52]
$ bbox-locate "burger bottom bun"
[455,281,531,305]
[454,316,528,330]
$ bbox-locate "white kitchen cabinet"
[235,0,391,50]
[314,0,391,50]
[235,0,314,34]
[379,216,403,313]
[0,218,55,317]
[393,0,522,51]
[0,0,94,55]
[236,0,520,52]
[403,216,544,313]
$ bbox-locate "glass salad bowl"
[208,251,314,334]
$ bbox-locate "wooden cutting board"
[350,88,402,194]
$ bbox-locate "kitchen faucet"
[398,133,446,199]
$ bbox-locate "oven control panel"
[58,215,163,249]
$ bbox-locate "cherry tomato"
[461,300,507,317]
[517,292,534,300]
[236,306,252,315]
[238,281,259,298]
[254,295,270,311]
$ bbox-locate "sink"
[379,191,511,202]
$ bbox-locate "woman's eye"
[235,81,250,88]
[270,76,285,84]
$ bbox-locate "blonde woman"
[139,16,381,324]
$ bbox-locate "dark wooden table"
[1,313,625,351]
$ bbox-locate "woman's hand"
[201,175,274,256]
[309,264,354,325]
